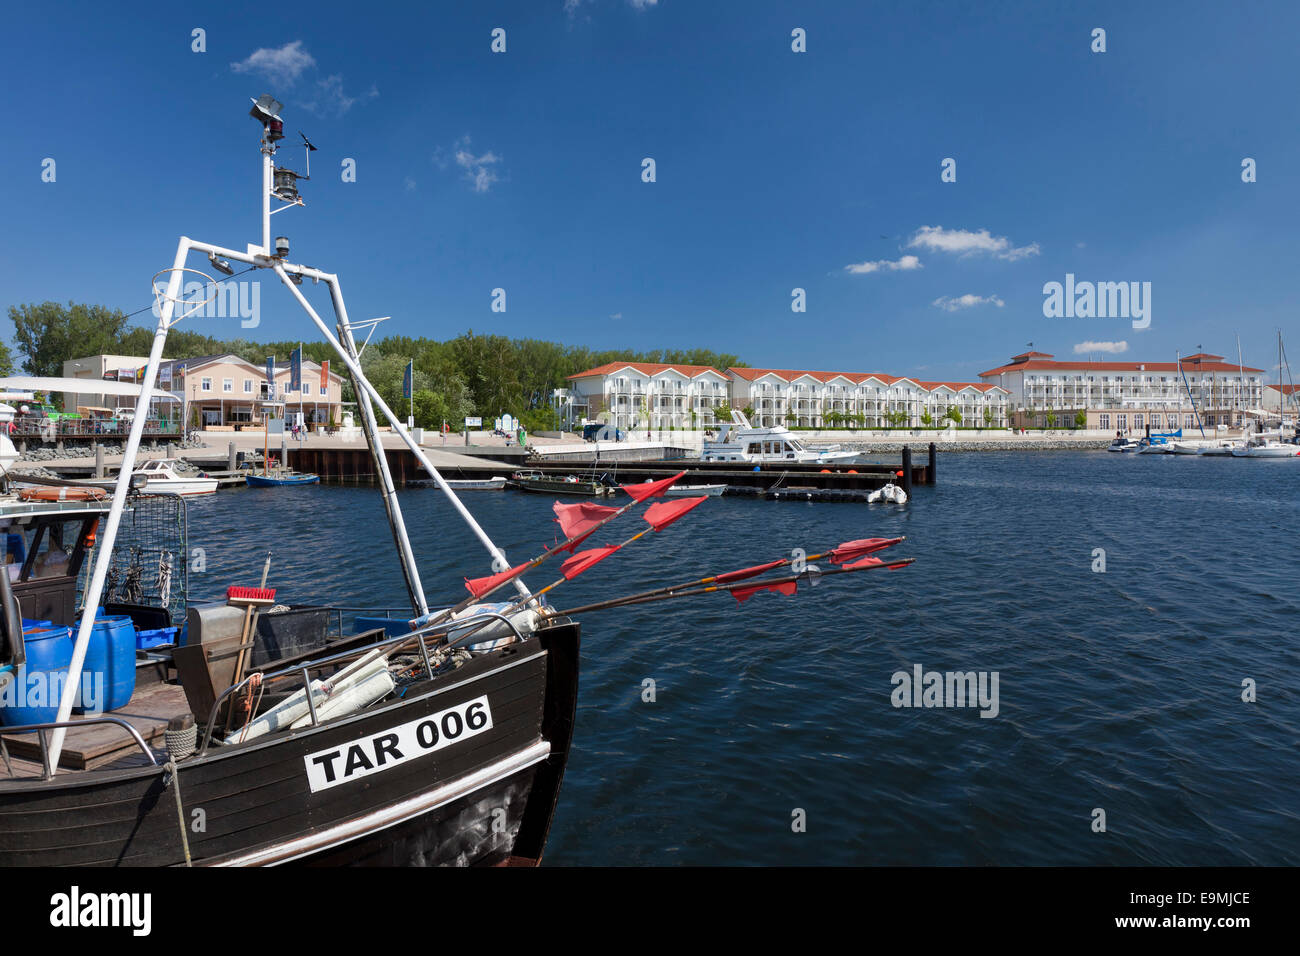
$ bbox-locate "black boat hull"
[0,620,580,867]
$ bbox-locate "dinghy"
[867,482,908,504]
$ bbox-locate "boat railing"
[0,716,158,781]
[197,609,528,756]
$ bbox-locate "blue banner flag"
[290,347,302,392]
[403,360,413,400]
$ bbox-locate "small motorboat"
[663,483,726,497]
[1107,437,1140,452]
[89,458,218,496]
[867,482,908,504]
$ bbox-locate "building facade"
[979,351,1265,430]
[565,363,731,432]
[158,354,345,428]
[565,363,1009,430]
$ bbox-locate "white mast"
[46,95,529,773]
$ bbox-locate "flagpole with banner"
[403,359,414,429]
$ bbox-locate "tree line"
[4,301,745,431]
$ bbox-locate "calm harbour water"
[184,451,1300,865]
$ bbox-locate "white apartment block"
[979,350,1265,429]
[565,363,732,432]
[565,363,1009,430]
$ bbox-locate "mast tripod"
[46,95,529,773]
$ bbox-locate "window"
[201,377,212,392]
[1134,414,1144,429]
[301,382,309,394]
[1099,414,1110,430]
[222,378,233,393]
[1184,415,1195,428]
[1117,414,1128,430]
[243,379,253,394]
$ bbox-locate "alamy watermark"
[1043,273,1151,329]
[154,279,261,328]
[891,664,999,718]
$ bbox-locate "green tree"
[1074,410,1088,428]
[920,411,934,426]
[945,408,962,426]
[9,301,134,376]
[983,407,994,427]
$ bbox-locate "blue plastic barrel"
[0,626,74,726]
[74,615,136,714]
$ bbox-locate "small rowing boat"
[663,483,726,497]
[245,471,321,487]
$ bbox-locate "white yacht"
[701,411,859,464]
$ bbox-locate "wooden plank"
[1,682,187,771]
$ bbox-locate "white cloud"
[629,0,660,8]
[1073,340,1129,354]
[932,294,1005,312]
[908,225,1040,261]
[404,177,416,191]
[231,41,316,85]
[451,136,503,193]
[609,312,623,319]
[844,254,922,275]
[301,75,378,117]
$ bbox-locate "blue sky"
[2,0,1298,381]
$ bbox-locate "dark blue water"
[184,451,1300,865]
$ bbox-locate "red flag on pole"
[843,555,910,571]
[552,501,621,552]
[715,559,786,583]
[642,495,708,531]
[828,537,902,565]
[464,562,530,598]
[560,545,621,580]
[731,580,798,603]
[620,471,686,502]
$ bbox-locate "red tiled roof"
[1010,351,1055,361]
[726,367,990,389]
[1266,384,1300,394]
[567,362,727,380]
[980,358,1264,377]
[918,381,1007,393]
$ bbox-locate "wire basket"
[76,493,190,626]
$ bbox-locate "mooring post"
[281,438,288,470]
[901,445,913,497]
[227,442,237,471]
[928,442,937,485]
[94,444,105,479]
[166,442,176,460]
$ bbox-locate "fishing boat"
[701,411,858,464]
[88,458,218,496]
[0,99,586,867]
[0,97,913,869]
[510,470,612,497]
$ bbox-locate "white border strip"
[210,739,551,866]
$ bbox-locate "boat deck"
[1,676,184,774]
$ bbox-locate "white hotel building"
[563,363,1009,431]
[979,350,1265,431]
